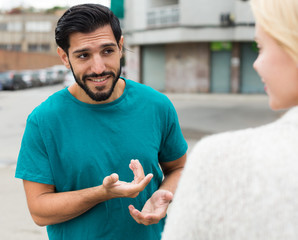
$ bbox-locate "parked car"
[12,70,34,89]
[0,70,23,90]
[0,72,4,90]
[63,70,76,88]
[46,65,68,85]
[31,69,47,87]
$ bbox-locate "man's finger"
[163,191,174,203]
[128,205,141,223]
[128,205,159,225]
[136,173,153,191]
[128,205,143,223]
[129,159,145,183]
[103,173,119,187]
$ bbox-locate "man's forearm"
[25,182,109,226]
[24,161,153,226]
[159,153,187,194]
[159,167,184,195]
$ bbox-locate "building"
[0,12,62,71]
[0,13,59,55]
[124,0,263,94]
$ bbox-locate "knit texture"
[162,107,298,240]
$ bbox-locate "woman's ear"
[57,47,70,69]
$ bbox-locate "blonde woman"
[162,0,298,239]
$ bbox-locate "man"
[15,4,187,240]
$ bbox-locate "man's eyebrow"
[72,48,89,55]
[101,43,118,48]
[72,43,118,55]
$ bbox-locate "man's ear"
[57,47,70,69]
[119,36,124,58]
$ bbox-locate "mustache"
[82,71,115,81]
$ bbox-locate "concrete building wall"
[0,13,59,55]
[125,0,255,44]
[123,0,259,93]
[180,0,234,26]
[125,45,141,83]
[235,1,254,24]
[125,0,147,32]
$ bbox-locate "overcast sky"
[0,0,111,10]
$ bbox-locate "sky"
[0,0,111,10]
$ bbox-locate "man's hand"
[103,159,153,199]
[23,159,153,226]
[128,189,173,225]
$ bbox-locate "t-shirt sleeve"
[15,114,54,185]
[158,99,188,162]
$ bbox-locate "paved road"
[168,92,284,150]
[0,86,58,166]
[0,84,285,239]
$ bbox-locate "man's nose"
[90,55,106,74]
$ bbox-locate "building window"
[0,44,8,50]
[28,44,51,52]
[26,21,52,32]
[7,22,22,32]
[0,23,7,31]
[11,44,22,51]
[40,44,50,51]
[0,44,22,51]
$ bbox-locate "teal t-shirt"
[15,79,188,240]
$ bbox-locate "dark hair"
[55,3,122,53]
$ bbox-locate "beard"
[69,63,122,102]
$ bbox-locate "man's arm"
[128,153,187,225]
[159,153,187,193]
[23,159,153,226]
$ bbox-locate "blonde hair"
[251,0,298,64]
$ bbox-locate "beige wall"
[125,45,141,82]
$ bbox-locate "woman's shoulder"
[188,110,298,170]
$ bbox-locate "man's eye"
[103,49,114,55]
[78,53,88,59]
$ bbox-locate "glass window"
[28,44,50,52]
[7,22,22,32]
[25,21,52,32]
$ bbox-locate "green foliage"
[45,6,67,14]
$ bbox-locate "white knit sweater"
[162,107,298,240]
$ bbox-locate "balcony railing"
[147,5,179,28]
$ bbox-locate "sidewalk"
[0,166,48,239]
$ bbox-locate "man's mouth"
[89,76,109,83]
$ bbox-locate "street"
[0,84,284,239]
[0,85,60,166]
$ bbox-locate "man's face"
[59,25,123,104]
